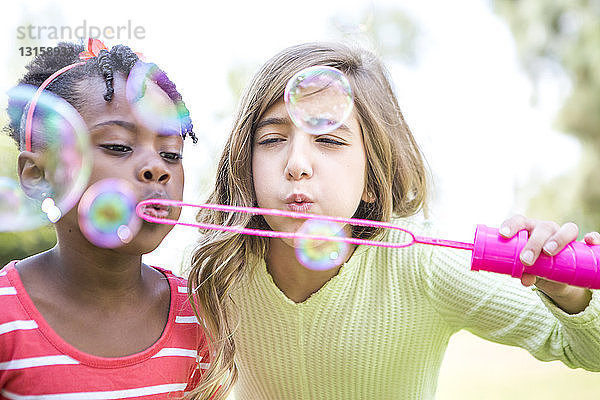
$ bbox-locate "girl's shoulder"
[0,262,34,352]
[0,262,22,304]
[144,265,190,298]
[147,265,194,312]
[352,215,435,267]
[150,265,188,286]
[149,266,206,338]
[387,215,435,242]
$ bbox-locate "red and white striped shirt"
[0,262,208,399]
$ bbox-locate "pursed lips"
[285,193,314,213]
[139,194,172,219]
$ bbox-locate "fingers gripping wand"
[137,200,600,289]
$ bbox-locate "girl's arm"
[498,216,597,314]
[415,218,600,371]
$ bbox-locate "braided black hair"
[6,41,197,148]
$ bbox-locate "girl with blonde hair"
[187,42,600,399]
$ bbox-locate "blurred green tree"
[493,0,600,233]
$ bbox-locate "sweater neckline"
[257,244,369,307]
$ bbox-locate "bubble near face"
[0,177,47,231]
[5,85,92,228]
[284,66,354,135]
[331,3,375,35]
[77,179,142,248]
[294,219,351,271]
[126,61,184,137]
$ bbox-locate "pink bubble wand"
[136,199,600,289]
[136,199,472,250]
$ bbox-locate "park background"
[1,0,599,398]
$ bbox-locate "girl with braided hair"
[0,40,221,399]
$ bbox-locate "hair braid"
[96,49,114,101]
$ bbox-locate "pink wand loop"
[136,199,419,248]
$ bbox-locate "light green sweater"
[230,218,600,399]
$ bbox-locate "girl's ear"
[17,151,48,199]
[361,188,375,203]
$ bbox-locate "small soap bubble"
[284,66,353,135]
[3,85,92,229]
[77,179,142,248]
[117,225,133,244]
[125,61,185,137]
[294,219,351,271]
[331,3,375,35]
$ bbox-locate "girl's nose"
[138,160,170,184]
[284,138,313,180]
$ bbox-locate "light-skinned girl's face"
[252,99,369,236]
[60,74,184,253]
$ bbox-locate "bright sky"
[1,0,581,271]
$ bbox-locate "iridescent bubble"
[331,3,375,35]
[125,61,185,137]
[4,85,92,228]
[284,66,354,135]
[294,219,351,271]
[77,179,142,248]
[0,177,47,231]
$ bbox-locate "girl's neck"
[265,238,356,303]
[20,232,149,306]
[55,239,145,292]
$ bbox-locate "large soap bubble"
[125,61,185,137]
[2,85,92,230]
[284,66,353,135]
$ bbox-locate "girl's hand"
[499,215,597,314]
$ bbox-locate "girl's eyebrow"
[255,116,354,135]
[255,117,289,131]
[91,120,138,133]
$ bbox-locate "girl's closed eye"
[257,136,286,146]
[315,136,346,146]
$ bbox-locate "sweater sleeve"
[417,225,600,371]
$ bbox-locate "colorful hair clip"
[78,38,109,60]
[79,38,145,61]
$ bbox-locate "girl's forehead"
[75,75,180,134]
[74,74,125,109]
[262,98,286,117]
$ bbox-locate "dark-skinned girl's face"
[55,72,184,254]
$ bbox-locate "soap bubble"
[3,85,92,229]
[0,177,47,231]
[125,61,185,137]
[294,219,351,271]
[284,66,353,135]
[77,179,142,248]
[331,3,375,35]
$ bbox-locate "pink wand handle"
[471,224,600,289]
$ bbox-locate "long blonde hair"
[185,42,429,399]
